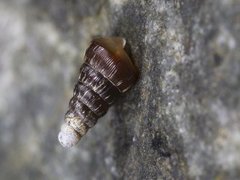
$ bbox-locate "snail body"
[58,37,138,148]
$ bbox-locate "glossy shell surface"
[58,37,138,148]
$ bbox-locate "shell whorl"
[58,37,138,148]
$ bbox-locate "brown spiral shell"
[58,37,138,148]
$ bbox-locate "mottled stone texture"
[0,0,239,179]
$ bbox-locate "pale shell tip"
[58,123,81,148]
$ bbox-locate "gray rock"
[0,0,239,179]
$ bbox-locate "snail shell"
[58,37,138,148]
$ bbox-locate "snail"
[58,37,139,148]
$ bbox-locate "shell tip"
[58,123,81,148]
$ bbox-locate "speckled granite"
[0,0,239,179]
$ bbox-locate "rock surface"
[0,0,240,179]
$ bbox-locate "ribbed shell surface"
[65,37,138,129]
